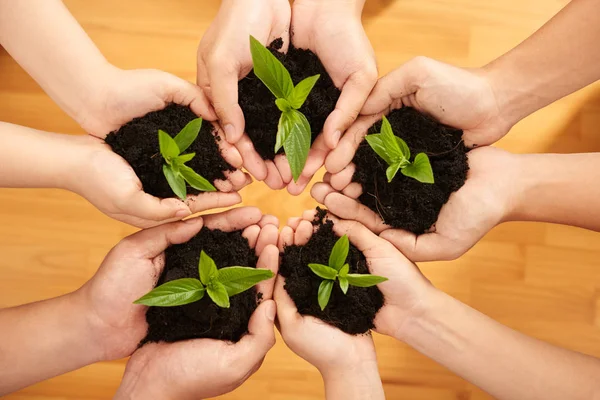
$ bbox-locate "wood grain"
[1,0,599,398]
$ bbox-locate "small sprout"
[159,118,217,200]
[249,35,320,182]
[365,115,435,184]
[307,235,388,311]
[134,250,274,308]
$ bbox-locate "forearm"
[398,289,600,400]
[0,0,115,125]
[321,361,385,400]
[0,291,103,395]
[0,122,89,190]
[507,152,600,231]
[484,0,600,126]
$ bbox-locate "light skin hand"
[275,213,385,400]
[114,209,280,400]
[198,0,291,183]
[314,146,521,261]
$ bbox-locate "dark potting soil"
[142,227,260,344]
[105,104,235,199]
[352,107,469,234]
[279,209,384,334]
[238,38,341,160]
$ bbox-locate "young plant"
[307,235,388,311]
[159,118,216,200]
[249,35,320,182]
[365,115,435,184]
[134,250,274,308]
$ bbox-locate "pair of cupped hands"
[79,207,425,399]
[73,0,521,264]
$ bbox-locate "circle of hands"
[62,0,529,398]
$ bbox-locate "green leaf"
[318,280,334,311]
[345,274,388,287]
[275,98,292,113]
[339,277,349,294]
[158,130,180,160]
[176,153,196,164]
[249,35,293,99]
[207,281,230,308]
[274,112,290,153]
[386,162,403,183]
[217,267,274,297]
[173,118,202,153]
[401,153,435,184]
[199,250,218,285]
[288,75,320,109]
[133,278,205,307]
[395,137,411,161]
[283,110,311,182]
[179,164,217,192]
[380,116,404,160]
[163,164,187,200]
[365,134,394,165]
[338,264,350,278]
[308,263,338,280]
[329,234,349,270]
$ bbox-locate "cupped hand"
[70,136,251,228]
[197,0,291,184]
[110,209,280,400]
[286,0,377,194]
[314,146,521,261]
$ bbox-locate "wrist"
[293,0,364,18]
[321,359,383,400]
[59,135,101,194]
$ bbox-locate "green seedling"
[159,118,216,200]
[249,35,320,182]
[134,250,274,308]
[365,115,435,184]
[307,234,388,311]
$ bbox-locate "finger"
[242,225,261,248]
[255,245,279,299]
[122,190,192,223]
[324,114,378,174]
[342,183,363,199]
[205,60,246,143]
[286,174,311,196]
[288,135,328,195]
[159,71,217,121]
[274,155,292,184]
[323,172,332,184]
[214,178,233,193]
[323,192,388,234]
[302,209,318,221]
[202,207,262,231]
[294,220,313,245]
[264,160,286,190]
[186,192,241,214]
[235,134,268,181]
[236,300,277,370]
[278,226,294,251]
[330,218,384,255]
[273,276,300,327]
[255,224,279,255]
[330,164,356,191]
[123,217,204,259]
[259,215,280,228]
[360,60,421,115]
[212,123,243,168]
[310,182,337,204]
[286,217,302,231]
[323,70,377,149]
[380,229,463,262]
[225,170,253,191]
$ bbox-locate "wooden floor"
[1,0,600,398]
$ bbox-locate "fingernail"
[265,301,276,322]
[332,130,341,146]
[176,209,191,218]
[224,124,236,142]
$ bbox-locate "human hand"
[69,136,249,228]
[197,0,291,184]
[326,57,510,172]
[314,146,521,261]
[112,209,280,400]
[286,0,377,194]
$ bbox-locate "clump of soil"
[238,38,341,160]
[105,104,235,199]
[279,209,384,334]
[352,107,469,234]
[142,227,260,343]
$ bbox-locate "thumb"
[121,190,192,224]
[206,62,246,144]
[235,300,277,370]
[379,229,464,262]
